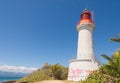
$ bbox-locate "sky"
[0,0,120,71]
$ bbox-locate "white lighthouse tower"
[68,9,98,81]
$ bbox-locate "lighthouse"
[68,9,98,81]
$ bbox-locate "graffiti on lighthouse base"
[68,68,93,80]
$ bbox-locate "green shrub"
[16,63,68,83]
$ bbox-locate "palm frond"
[110,38,120,42]
[101,54,113,62]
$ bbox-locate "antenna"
[85,0,88,10]
[91,10,95,24]
[86,3,87,9]
[84,3,88,10]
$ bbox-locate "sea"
[0,77,22,83]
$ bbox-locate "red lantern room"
[79,9,93,24]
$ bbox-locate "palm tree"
[50,64,63,79]
[110,34,120,42]
[101,50,120,79]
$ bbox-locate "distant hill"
[0,71,28,77]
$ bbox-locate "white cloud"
[0,65,38,73]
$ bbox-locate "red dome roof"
[79,9,93,24]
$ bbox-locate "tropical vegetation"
[16,63,68,83]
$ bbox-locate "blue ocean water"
[0,77,22,83]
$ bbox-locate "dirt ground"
[34,80,79,83]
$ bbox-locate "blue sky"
[0,0,119,68]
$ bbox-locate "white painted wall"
[77,23,95,60]
[68,60,98,81]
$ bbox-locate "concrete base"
[68,59,98,81]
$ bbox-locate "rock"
[2,80,16,83]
